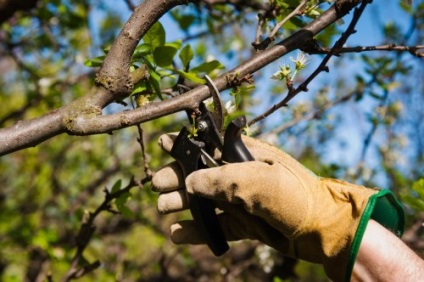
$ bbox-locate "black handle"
[222,116,254,162]
[170,127,229,256]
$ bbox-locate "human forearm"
[352,219,424,281]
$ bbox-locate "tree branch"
[309,44,424,58]
[96,0,192,102]
[249,0,371,126]
[252,0,308,50]
[63,0,364,135]
[63,177,140,281]
[0,0,363,156]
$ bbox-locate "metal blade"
[200,148,220,168]
[205,75,225,133]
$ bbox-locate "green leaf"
[153,45,178,67]
[143,21,165,49]
[179,44,194,69]
[412,178,424,198]
[132,43,152,60]
[176,14,195,30]
[84,56,105,67]
[131,81,147,96]
[115,191,134,218]
[191,60,224,74]
[173,69,205,84]
[401,179,424,212]
[116,191,130,208]
[111,179,122,194]
[118,205,134,219]
[402,194,424,211]
[148,69,163,100]
[165,40,182,50]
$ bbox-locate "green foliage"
[402,179,424,212]
[1,0,424,281]
[84,55,105,67]
[143,21,166,49]
[179,44,194,69]
[153,46,178,67]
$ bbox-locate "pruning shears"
[170,75,254,256]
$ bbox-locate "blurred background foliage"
[0,0,423,281]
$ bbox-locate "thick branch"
[0,0,363,155]
[0,109,64,155]
[96,0,192,101]
[67,0,362,134]
[0,86,110,156]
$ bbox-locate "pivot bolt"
[197,121,208,131]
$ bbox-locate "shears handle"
[170,127,229,256]
[222,116,254,163]
[170,116,253,256]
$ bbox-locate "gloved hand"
[152,134,404,282]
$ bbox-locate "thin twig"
[269,0,308,41]
[248,0,372,126]
[129,95,153,182]
[123,0,136,11]
[252,0,308,50]
[308,44,424,58]
[63,177,139,281]
[253,12,267,48]
[136,124,153,181]
[262,89,356,138]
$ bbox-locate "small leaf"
[111,179,122,194]
[177,15,195,30]
[118,205,134,219]
[84,56,105,67]
[412,179,424,198]
[191,60,224,74]
[179,44,194,68]
[173,69,205,84]
[132,43,152,60]
[143,22,165,49]
[148,69,163,100]
[116,191,131,208]
[131,81,147,96]
[115,192,134,219]
[153,45,178,67]
[165,40,182,50]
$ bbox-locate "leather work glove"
[152,134,404,281]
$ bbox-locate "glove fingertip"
[170,221,205,245]
[151,162,185,192]
[158,133,177,153]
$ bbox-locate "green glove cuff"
[344,189,405,281]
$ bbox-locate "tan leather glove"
[152,134,404,282]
